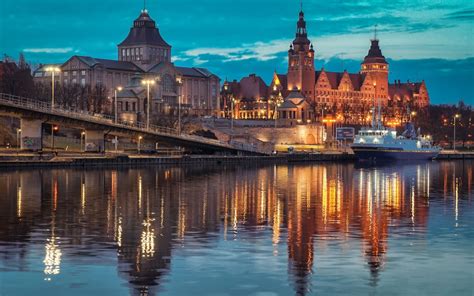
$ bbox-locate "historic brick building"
[33,8,221,120]
[221,8,430,125]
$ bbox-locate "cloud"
[444,9,474,21]
[23,47,73,54]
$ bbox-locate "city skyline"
[1,0,473,105]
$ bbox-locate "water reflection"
[0,161,472,295]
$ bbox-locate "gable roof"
[316,70,365,91]
[176,66,217,78]
[64,56,143,72]
[389,81,425,98]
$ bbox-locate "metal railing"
[0,93,264,154]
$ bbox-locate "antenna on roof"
[143,0,147,12]
[300,0,303,11]
[373,24,378,40]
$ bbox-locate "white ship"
[351,100,441,161]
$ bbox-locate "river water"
[0,161,472,296]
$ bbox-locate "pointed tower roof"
[293,9,310,46]
[118,10,170,48]
[363,38,387,65]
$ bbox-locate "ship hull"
[352,148,439,161]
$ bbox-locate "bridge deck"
[0,93,264,154]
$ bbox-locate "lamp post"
[80,131,85,152]
[137,136,143,154]
[45,67,61,109]
[410,111,417,122]
[231,97,235,131]
[52,125,59,151]
[141,79,155,130]
[16,128,21,149]
[453,113,461,151]
[114,86,123,124]
[176,76,182,135]
[114,86,123,152]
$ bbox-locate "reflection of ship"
[351,98,440,161]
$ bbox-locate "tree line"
[1,54,110,114]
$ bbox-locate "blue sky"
[0,0,473,105]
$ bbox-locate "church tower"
[361,31,389,104]
[287,9,315,100]
[118,9,171,67]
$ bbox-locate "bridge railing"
[0,92,178,134]
[0,93,265,153]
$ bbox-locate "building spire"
[373,24,378,41]
[143,0,147,12]
[300,0,303,12]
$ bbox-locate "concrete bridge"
[0,93,265,155]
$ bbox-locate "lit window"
[81,78,86,86]
[73,71,77,76]
[81,70,86,76]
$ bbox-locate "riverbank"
[0,152,356,168]
[0,150,471,168]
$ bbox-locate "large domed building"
[34,8,221,121]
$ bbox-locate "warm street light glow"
[117,86,123,91]
[45,67,61,109]
[142,79,156,85]
[45,67,61,72]
[142,79,155,130]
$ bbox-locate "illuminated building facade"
[221,8,430,125]
[33,8,221,119]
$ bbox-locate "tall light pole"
[45,67,61,109]
[52,125,59,151]
[114,86,123,153]
[141,79,155,130]
[114,86,123,124]
[454,113,461,151]
[16,128,21,149]
[176,76,182,135]
[138,136,143,154]
[80,131,85,152]
[231,97,235,132]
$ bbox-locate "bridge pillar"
[85,130,105,153]
[20,119,43,151]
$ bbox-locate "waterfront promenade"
[0,149,472,168]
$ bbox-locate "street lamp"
[410,111,417,122]
[16,128,21,149]
[176,76,183,135]
[52,125,59,151]
[45,67,61,109]
[114,86,123,153]
[141,79,155,130]
[80,131,85,152]
[114,86,123,124]
[137,136,143,154]
[453,113,461,151]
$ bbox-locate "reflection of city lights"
[117,217,123,248]
[43,237,62,278]
[141,219,156,257]
[272,199,281,248]
[138,175,143,211]
[455,178,459,227]
[81,182,86,215]
[17,186,22,217]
